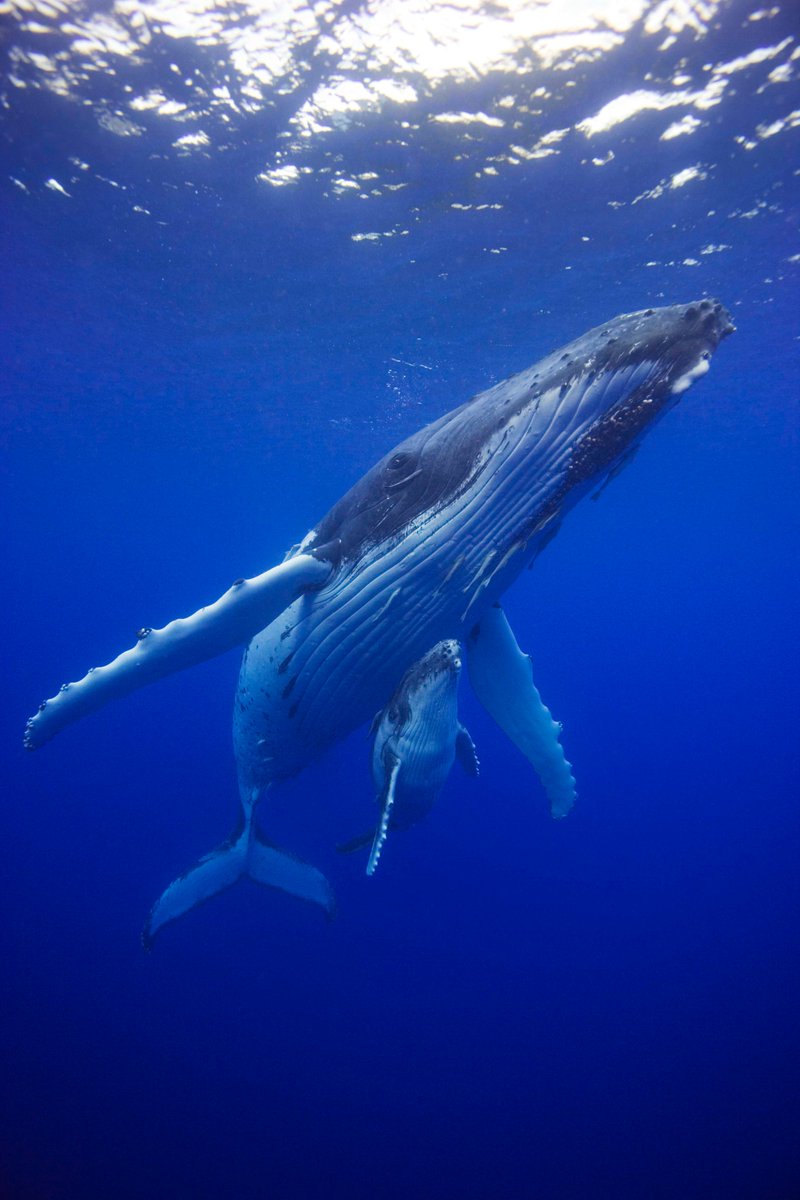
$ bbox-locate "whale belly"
[234,533,469,791]
[232,387,585,792]
[234,500,536,790]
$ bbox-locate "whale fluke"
[143,794,334,948]
[25,552,332,750]
[22,301,733,939]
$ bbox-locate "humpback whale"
[345,639,480,876]
[25,299,734,939]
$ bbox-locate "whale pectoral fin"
[367,754,400,877]
[25,552,332,750]
[367,710,382,737]
[456,724,480,778]
[336,831,376,855]
[467,604,576,819]
[143,808,335,948]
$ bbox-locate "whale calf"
[358,639,479,876]
[25,300,734,938]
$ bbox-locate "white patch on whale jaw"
[670,353,711,396]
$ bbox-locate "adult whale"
[25,300,734,932]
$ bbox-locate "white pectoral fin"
[367,755,400,877]
[25,552,332,749]
[456,724,480,778]
[143,807,334,948]
[467,604,576,819]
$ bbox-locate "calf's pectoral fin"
[336,831,375,855]
[456,724,480,777]
[143,804,334,949]
[367,755,401,877]
[25,552,332,750]
[466,604,576,819]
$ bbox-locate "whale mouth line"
[670,354,711,396]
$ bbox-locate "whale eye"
[384,449,421,492]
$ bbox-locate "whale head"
[390,638,462,727]
[577,296,734,417]
[305,299,734,569]
[509,297,736,530]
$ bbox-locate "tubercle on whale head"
[387,638,463,725]
[301,300,734,570]
[612,297,734,385]
[581,298,734,385]
[413,638,463,681]
[426,638,462,671]
[665,299,734,395]
[554,297,734,495]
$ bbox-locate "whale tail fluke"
[142,809,334,949]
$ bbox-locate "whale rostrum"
[24,300,734,941]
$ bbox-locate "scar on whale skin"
[24,300,733,934]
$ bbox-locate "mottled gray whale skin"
[25,299,733,930]
[234,299,733,795]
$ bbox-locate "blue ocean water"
[2,2,799,1197]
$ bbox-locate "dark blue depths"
[2,7,799,1199]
